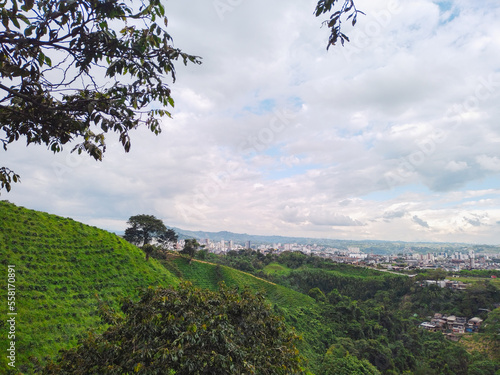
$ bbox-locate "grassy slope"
[0,201,179,371]
[263,262,292,276]
[162,256,326,371]
[165,256,315,307]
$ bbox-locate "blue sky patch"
[436,0,459,23]
[243,98,276,115]
[263,162,321,180]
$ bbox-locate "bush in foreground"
[41,282,304,374]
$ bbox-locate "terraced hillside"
[0,201,179,371]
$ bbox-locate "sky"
[3,0,500,244]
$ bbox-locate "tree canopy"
[181,238,200,260]
[123,214,177,248]
[483,307,500,343]
[320,351,380,375]
[41,282,305,374]
[0,0,201,191]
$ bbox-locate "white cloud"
[445,161,469,172]
[476,155,500,172]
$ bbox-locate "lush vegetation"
[40,282,304,374]
[192,248,500,374]
[2,201,500,374]
[200,249,410,301]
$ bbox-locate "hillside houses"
[420,279,469,290]
[420,313,483,340]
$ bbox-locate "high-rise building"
[245,241,251,249]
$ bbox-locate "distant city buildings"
[171,239,499,271]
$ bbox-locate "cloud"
[445,161,469,172]
[383,210,407,221]
[464,216,482,227]
[412,215,430,229]
[476,155,500,172]
[308,212,364,227]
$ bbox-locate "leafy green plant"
[41,282,305,375]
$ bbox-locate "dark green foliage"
[419,335,471,375]
[0,166,19,192]
[244,251,500,373]
[320,351,380,375]
[459,270,500,278]
[461,282,500,317]
[483,308,500,343]
[141,243,155,261]
[195,248,208,260]
[2,203,500,374]
[123,214,177,248]
[0,0,201,191]
[218,249,269,272]
[467,360,497,375]
[42,282,305,375]
[425,268,449,281]
[274,266,411,302]
[278,251,309,269]
[157,255,325,372]
[308,287,326,302]
[408,280,500,317]
[181,238,200,259]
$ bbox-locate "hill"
[0,201,179,371]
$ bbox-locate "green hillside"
[263,262,292,276]
[163,257,311,305]
[0,201,326,373]
[0,201,180,371]
[156,255,326,369]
